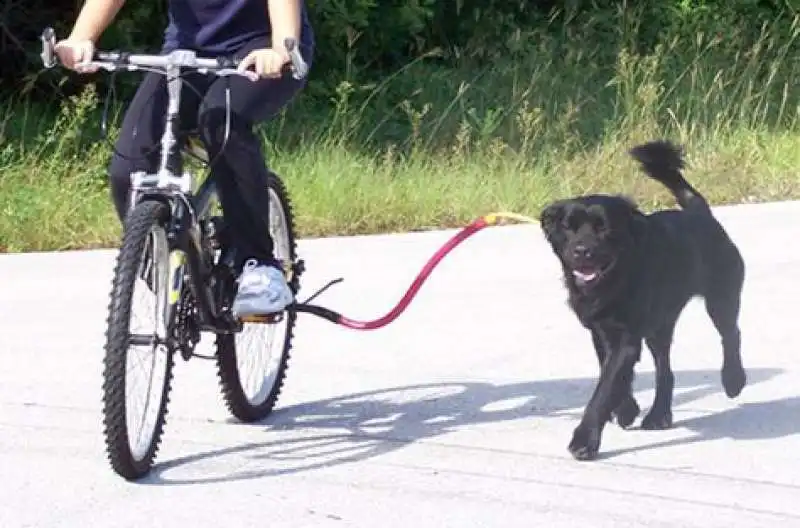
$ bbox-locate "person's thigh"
[108,71,211,219]
[190,37,309,265]
[202,36,307,130]
[107,73,167,219]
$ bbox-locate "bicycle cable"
[99,68,234,172]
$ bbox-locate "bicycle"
[40,27,310,481]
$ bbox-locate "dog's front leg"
[570,330,642,461]
[592,328,640,429]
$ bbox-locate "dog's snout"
[572,244,593,259]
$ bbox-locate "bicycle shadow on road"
[145,367,786,486]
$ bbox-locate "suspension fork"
[154,61,196,333]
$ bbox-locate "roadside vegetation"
[1,3,797,252]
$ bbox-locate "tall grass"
[1,12,798,251]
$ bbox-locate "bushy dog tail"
[629,140,710,214]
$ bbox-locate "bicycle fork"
[165,248,186,330]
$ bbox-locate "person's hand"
[237,48,290,80]
[54,38,98,73]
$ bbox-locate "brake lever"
[208,68,259,81]
[40,27,57,69]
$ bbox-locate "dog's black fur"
[539,140,747,460]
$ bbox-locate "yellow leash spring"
[482,211,540,226]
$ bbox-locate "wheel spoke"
[124,225,170,461]
[103,201,175,481]
[233,187,290,405]
[215,176,296,422]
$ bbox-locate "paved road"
[2,200,800,527]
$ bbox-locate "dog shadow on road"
[601,388,800,459]
[145,367,791,486]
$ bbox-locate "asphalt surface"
[1,200,799,527]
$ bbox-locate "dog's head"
[539,194,645,289]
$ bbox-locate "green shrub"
[5,1,796,98]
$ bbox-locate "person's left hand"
[237,48,290,80]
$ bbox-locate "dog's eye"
[592,216,608,232]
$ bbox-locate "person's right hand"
[54,38,98,72]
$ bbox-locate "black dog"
[539,140,747,460]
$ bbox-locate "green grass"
[1,13,799,252]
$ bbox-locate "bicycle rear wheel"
[216,171,298,422]
[102,200,175,480]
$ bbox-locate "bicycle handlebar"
[40,27,309,81]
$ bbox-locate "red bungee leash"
[289,212,538,330]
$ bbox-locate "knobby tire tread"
[215,172,298,422]
[102,200,174,481]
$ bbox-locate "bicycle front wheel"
[216,171,298,422]
[102,200,175,480]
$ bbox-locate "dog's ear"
[618,197,647,240]
[539,202,565,241]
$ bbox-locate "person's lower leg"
[200,113,291,315]
[201,113,275,266]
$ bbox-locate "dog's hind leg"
[641,320,678,430]
[592,329,640,429]
[705,288,746,398]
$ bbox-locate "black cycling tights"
[108,37,306,267]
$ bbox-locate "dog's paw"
[613,396,640,429]
[722,364,746,398]
[568,424,601,461]
[641,409,673,430]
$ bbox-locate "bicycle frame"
[127,60,237,336]
[40,27,309,340]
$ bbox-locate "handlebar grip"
[95,51,119,62]
[40,27,57,68]
[283,38,309,80]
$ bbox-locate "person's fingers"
[268,53,283,78]
[252,52,262,75]
[54,41,76,69]
[236,51,256,72]
[257,52,271,77]
[54,40,97,73]
[237,49,288,79]
[260,51,285,78]
[75,42,98,73]
[234,52,258,81]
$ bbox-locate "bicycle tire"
[215,171,299,422]
[102,199,175,480]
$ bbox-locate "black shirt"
[163,0,314,57]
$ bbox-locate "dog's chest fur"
[565,213,702,336]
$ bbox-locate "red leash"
[292,212,537,330]
[334,217,491,330]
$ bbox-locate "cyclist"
[54,0,314,316]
